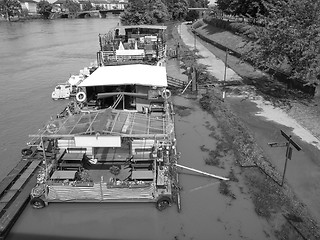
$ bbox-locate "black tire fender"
[30,197,46,209]
[21,148,33,156]
[156,196,171,211]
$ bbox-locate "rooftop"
[79,64,167,88]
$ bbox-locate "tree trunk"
[5,11,9,21]
[315,84,320,98]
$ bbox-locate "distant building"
[52,0,74,12]
[89,0,127,10]
[19,0,38,14]
[51,0,127,12]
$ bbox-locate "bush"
[192,19,204,29]
[203,16,257,39]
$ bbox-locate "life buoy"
[21,148,33,156]
[46,123,58,134]
[30,197,46,209]
[156,196,171,211]
[161,89,171,99]
[76,91,86,102]
[89,158,98,164]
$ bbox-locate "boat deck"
[30,108,173,139]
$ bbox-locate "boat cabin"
[76,64,169,112]
[98,25,167,65]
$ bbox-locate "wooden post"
[41,136,48,198]
[194,30,196,50]
[191,66,197,92]
[282,138,291,186]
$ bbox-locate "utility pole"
[223,48,229,101]
[268,130,302,186]
[224,48,229,82]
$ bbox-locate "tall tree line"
[217,0,320,88]
[120,0,209,25]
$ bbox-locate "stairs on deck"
[167,76,189,89]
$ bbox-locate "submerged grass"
[169,21,320,239]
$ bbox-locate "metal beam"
[175,163,229,181]
[280,130,302,151]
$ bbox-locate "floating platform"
[0,159,41,239]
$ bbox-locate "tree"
[245,0,320,87]
[0,0,22,21]
[63,0,80,13]
[82,1,92,11]
[216,0,234,15]
[188,0,209,8]
[121,0,169,25]
[149,0,169,23]
[170,0,188,20]
[37,0,52,19]
[216,0,278,18]
[185,9,199,21]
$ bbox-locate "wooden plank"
[147,115,151,134]
[26,160,41,171]
[51,171,77,180]
[0,190,18,204]
[10,177,28,191]
[129,113,136,134]
[0,160,29,196]
[0,203,7,214]
[121,112,131,133]
[132,170,154,180]
[110,111,120,133]
[62,152,83,161]
[58,162,82,168]
[69,114,88,135]
[0,173,38,235]
[9,160,40,191]
[157,167,165,186]
[85,112,100,134]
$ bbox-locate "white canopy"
[79,64,167,87]
[116,49,144,56]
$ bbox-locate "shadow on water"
[8,233,112,240]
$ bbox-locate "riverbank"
[191,19,320,142]
[167,21,320,239]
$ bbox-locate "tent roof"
[29,108,172,138]
[116,25,167,31]
[79,64,167,87]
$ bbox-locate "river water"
[0,18,274,239]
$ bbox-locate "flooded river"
[1,18,274,239]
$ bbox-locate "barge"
[28,25,179,211]
[29,63,178,211]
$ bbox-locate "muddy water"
[9,95,275,239]
[172,95,275,240]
